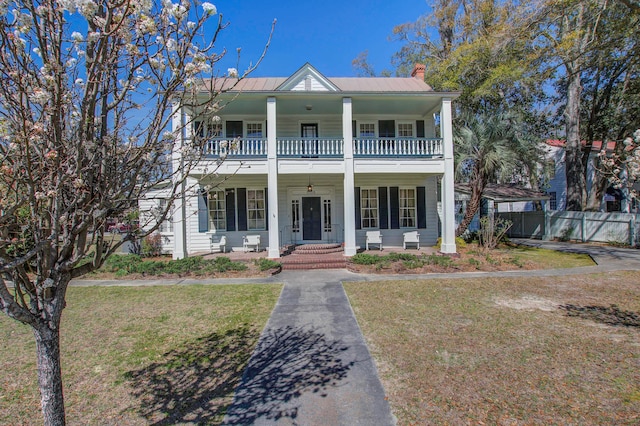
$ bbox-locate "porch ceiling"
[209,93,444,116]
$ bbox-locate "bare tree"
[0,1,272,424]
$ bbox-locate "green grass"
[345,271,640,425]
[0,283,282,425]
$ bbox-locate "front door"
[301,123,318,156]
[302,197,322,241]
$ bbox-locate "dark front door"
[302,197,322,240]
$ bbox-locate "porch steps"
[280,244,347,270]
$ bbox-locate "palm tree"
[454,111,541,236]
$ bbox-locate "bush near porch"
[347,243,595,274]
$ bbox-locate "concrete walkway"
[69,240,640,425]
[222,269,395,425]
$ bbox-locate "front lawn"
[344,271,640,424]
[0,283,282,425]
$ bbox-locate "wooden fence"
[498,211,640,246]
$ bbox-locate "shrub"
[255,258,281,271]
[351,253,383,265]
[435,236,467,249]
[558,225,575,242]
[403,259,425,269]
[478,216,512,251]
[425,254,454,268]
[387,252,419,262]
[142,233,163,257]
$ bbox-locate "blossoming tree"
[598,130,640,204]
[0,0,272,424]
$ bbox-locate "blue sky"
[212,0,429,77]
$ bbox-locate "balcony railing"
[277,138,344,157]
[202,137,444,158]
[354,137,443,157]
[204,138,267,158]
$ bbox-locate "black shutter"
[197,188,209,232]
[264,188,268,231]
[226,120,243,138]
[416,120,425,138]
[390,186,400,229]
[237,188,247,231]
[352,120,357,137]
[378,187,389,229]
[225,190,236,231]
[355,187,361,230]
[378,120,396,137]
[417,186,427,229]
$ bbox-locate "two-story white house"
[142,63,459,259]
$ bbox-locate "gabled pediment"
[276,63,340,92]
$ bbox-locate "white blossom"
[71,31,84,42]
[202,2,217,15]
[227,67,238,78]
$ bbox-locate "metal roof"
[206,76,436,94]
[456,183,550,202]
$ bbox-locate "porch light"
[305,104,312,111]
[307,177,313,192]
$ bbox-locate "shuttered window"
[247,189,266,230]
[361,188,378,229]
[399,188,416,228]
[208,190,226,231]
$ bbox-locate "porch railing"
[202,137,444,158]
[204,138,268,158]
[277,138,344,157]
[354,137,443,157]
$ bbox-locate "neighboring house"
[455,183,550,232]
[542,139,636,213]
[141,63,459,259]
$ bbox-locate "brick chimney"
[411,63,426,81]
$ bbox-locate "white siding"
[354,174,440,248]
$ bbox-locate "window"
[549,191,557,210]
[246,122,263,138]
[247,189,266,230]
[158,199,173,233]
[399,188,416,228]
[359,123,375,137]
[291,199,300,233]
[323,199,332,232]
[397,122,414,138]
[361,188,378,229]
[194,121,222,138]
[208,190,226,231]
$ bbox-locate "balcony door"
[301,123,318,156]
[302,197,322,241]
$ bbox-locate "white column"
[342,97,357,256]
[439,97,457,254]
[172,103,188,259]
[267,97,280,258]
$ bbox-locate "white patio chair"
[365,231,383,251]
[210,235,227,253]
[243,235,261,252]
[403,231,420,250]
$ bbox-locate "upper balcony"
[203,137,444,159]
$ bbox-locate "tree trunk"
[456,180,485,236]
[585,169,608,211]
[564,68,586,211]
[34,325,66,426]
